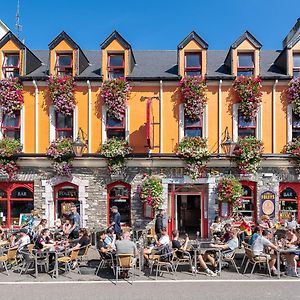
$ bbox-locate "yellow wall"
[0,40,24,79]
[23,87,35,152]
[178,40,207,77]
[49,40,77,76]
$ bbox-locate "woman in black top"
[72,228,90,255]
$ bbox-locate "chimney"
[282,18,300,48]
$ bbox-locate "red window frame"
[184,115,202,137]
[55,111,73,139]
[184,52,201,77]
[1,111,21,140]
[55,53,73,76]
[108,53,124,79]
[293,53,300,78]
[54,182,79,221]
[219,181,256,224]
[2,53,20,78]
[238,109,256,137]
[237,52,254,76]
[0,182,34,228]
[106,114,125,139]
[107,181,131,227]
[279,183,300,223]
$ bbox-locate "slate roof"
[19,48,293,81]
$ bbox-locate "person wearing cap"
[110,206,121,238]
[69,205,81,239]
[17,228,30,252]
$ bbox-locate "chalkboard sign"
[280,187,297,199]
[11,188,33,199]
[57,188,78,198]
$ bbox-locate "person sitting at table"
[285,214,298,230]
[35,228,54,250]
[221,223,232,243]
[71,228,90,256]
[17,228,30,252]
[204,228,239,272]
[248,226,260,246]
[97,230,116,259]
[34,219,48,237]
[8,233,17,247]
[251,229,278,276]
[259,215,274,231]
[282,228,298,277]
[0,226,5,240]
[62,218,72,238]
[210,216,223,239]
[154,227,170,246]
[105,227,116,251]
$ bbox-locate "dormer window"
[185,53,201,77]
[2,53,20,78]
[237,53,254,76]
[108,54,124,79]
[293,53,300,78]
[55,53,73,76]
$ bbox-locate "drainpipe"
[272,79,278,153]
[160,80,163,153]
[87,80,91,153]
[218,80,222,153]
[33,80,38,153]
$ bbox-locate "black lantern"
[72,128,87,157]
[221,127,236,156]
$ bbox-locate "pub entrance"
[168,184,208,238]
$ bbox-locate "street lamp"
[72,128,87,157]
[221,127,236,156]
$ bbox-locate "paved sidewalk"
[0,247,299,283]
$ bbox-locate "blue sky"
[1,0,299,50]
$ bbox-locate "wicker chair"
[243,248,271,277]
[57,249,81,274]
[0,246,18,275]
[115,253,136,284]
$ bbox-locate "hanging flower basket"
[0,78,24,116]
[287,77,300,117]
[46,138,74,177]
[0,138,22,180]
[139,175,164,209]
[48,76,76,116]
[176,137,209,180]
[179,77,207,120]
[233,136,264,174]
[99,138,132,174]
[283,138,300,173]
[217,176,243,207]
[100,78,131,121]
[233,76,262,121]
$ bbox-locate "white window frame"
[233,103,262,142]
[179,103,207,141]
[49,105,77,142]
[287,104,293,143]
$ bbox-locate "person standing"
[69,205,80,239]
[110,206,122,238]
[155,209,165,237]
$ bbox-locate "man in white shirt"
[285,214,298,230]
[155,227,170,246]
[251,229,278,276]
[17,228,30,251]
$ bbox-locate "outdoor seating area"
[0,212,300,283]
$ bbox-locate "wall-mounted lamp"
[221,127,236,156]
[72,128,88,157]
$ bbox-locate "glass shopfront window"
[54,183,79,221]
[0,184,34,228]
[280,187,298,222]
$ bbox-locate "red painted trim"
[146,98,153,149]
[184,52,201,76]
[1,111,21,139]
[55,111,73,138]
[55,53,73,75]
[107,181,131,227]
[2,53,20,78]
[0,182,33,228]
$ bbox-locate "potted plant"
[179,76,207,120]
[0,138,22,180]
[46,138,74,176]
[233,136,264,174]
[217,176,243,208]
[48,75,76,116]
[233,76,262,121]
[0,78,24,116]
[100,78,131,121]
[287,77,300,116]
[176,136,209,180]
[283,138,300,173]
[99,138,132,174]
[139,175,164,209]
